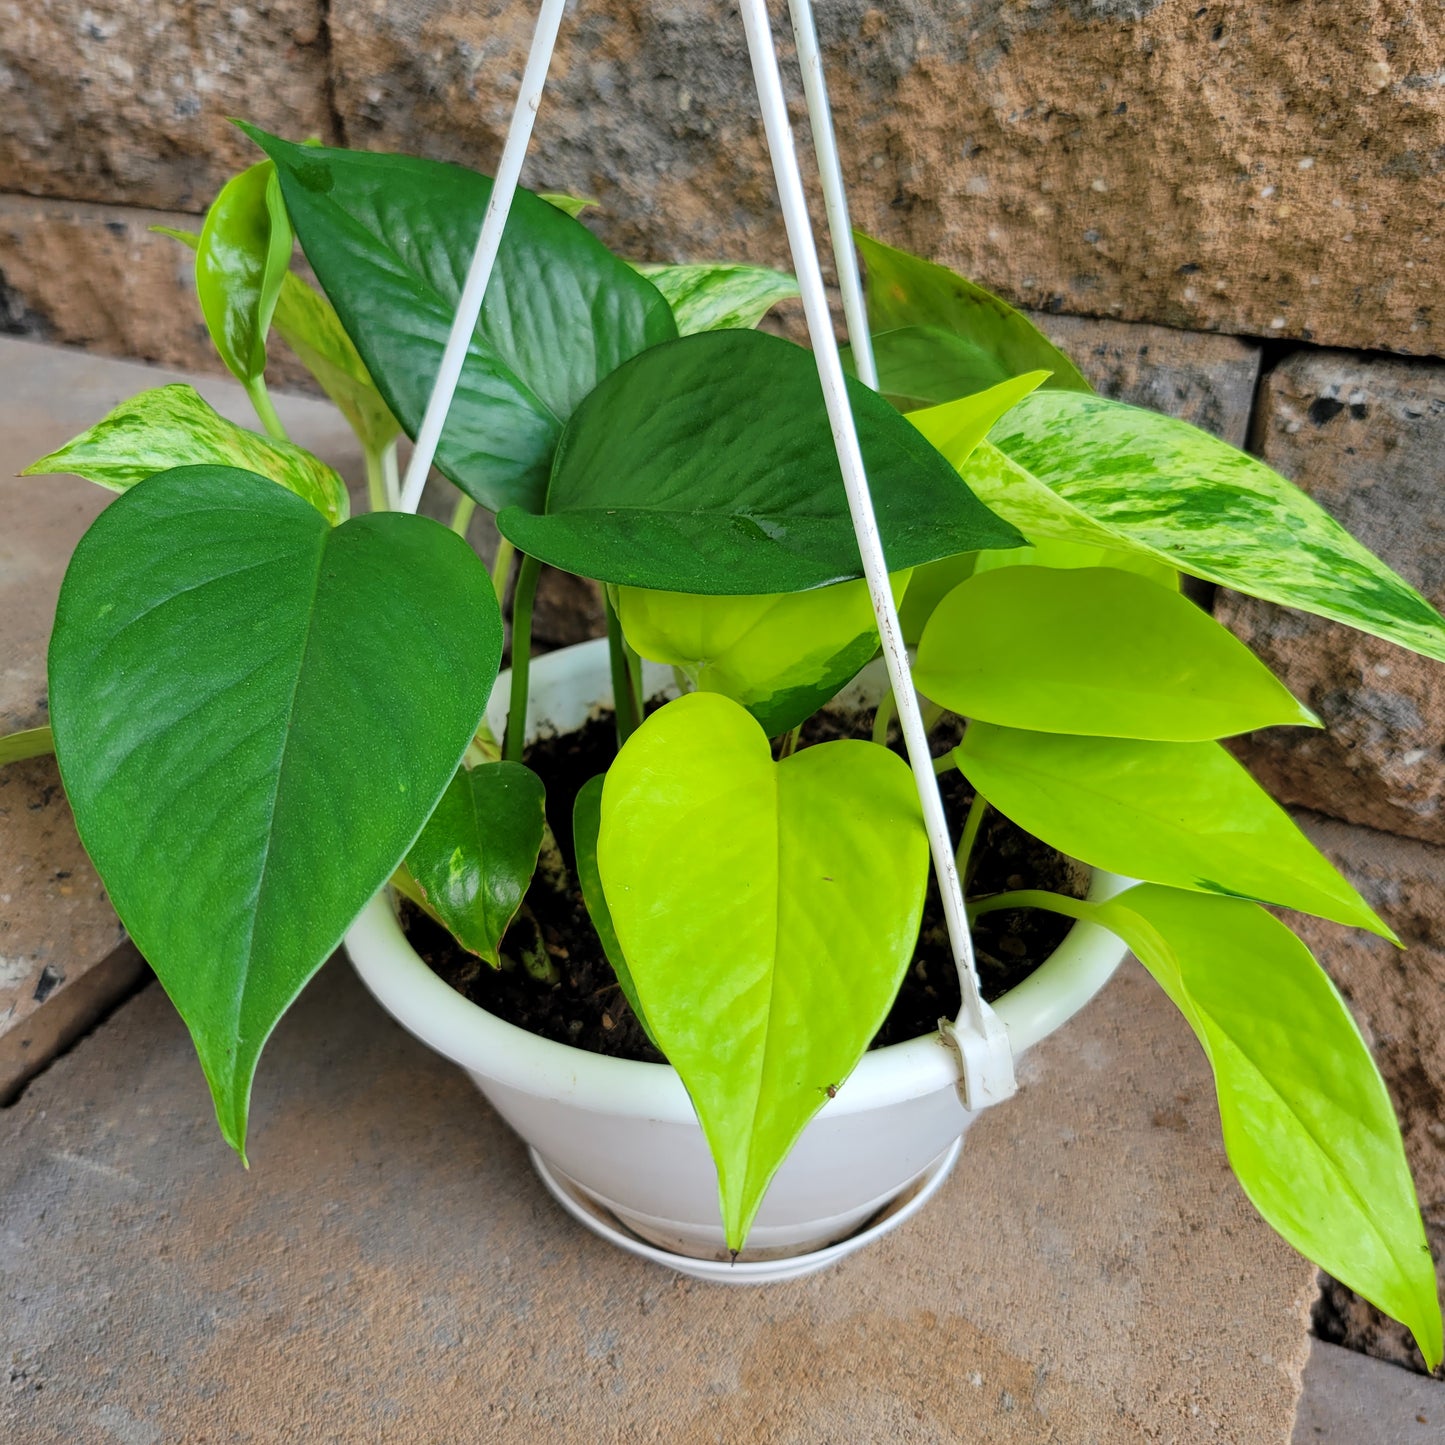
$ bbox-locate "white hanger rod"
[786,0,877,391]
[397,0,570,515]
[737,0,1014,1105]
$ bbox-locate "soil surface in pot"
[403,708,1090,1065]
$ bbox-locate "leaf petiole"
[244,376,289,444]
[955,790,989,888]
[605,593,640,747]
[503,553,542,763]
[491,538,516,605]
[363,445,389,513]
[968,888,1093,925]
[450,494,477,538]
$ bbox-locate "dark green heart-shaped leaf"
[48,465,500,1155]
[23,384,349,525]
[858,233,1091,397]
[915,566,1317,740]
[630,261,799,335]
[498,329,1026,594]
[1093,885,1442,1370]
[616,573,904,736]
[572,774,656,1046]
[953,726,1391,938]
[405,760,546,967]
[196,161,293,387]
[246,126,677,514]
[598,692,928,1248]
[988,391,1445,663]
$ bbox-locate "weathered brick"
[0,0,337,211]
[1219,350,1445,845]
[1285,813,1445,1376]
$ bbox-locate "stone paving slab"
[1292,1340,1445,1445]
[0,954,1315,1443]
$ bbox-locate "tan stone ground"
[0,954,1316,1443]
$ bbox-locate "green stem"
[968,889,1095,926]
[363,446,388,514]
[605,594,639,746]
[245,376,289,443]
[920,700,945,734]
[955,791,989,889]
[777,725,803,759]
[624,636,645,732]
[871,689,896,747]
[491,537,517,605]
[450,494,477,538]
[503,553,541,764]
[932,752,954,775]
[380,438,401,508]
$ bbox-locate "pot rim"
[344,638,1131,1121]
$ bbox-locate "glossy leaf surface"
[49,466,500,1154]
[249,127,677,513]
[969,536,1179,589]
[953,726,1391,938]
[915,566,1316,739]
[598,693,928,1247]
[616,573,904,736]
[24,384,349,524]
[898,537,1179,647]
[631,261,799,335]
[990,391,1445,663]
[196,161,293,385]
[572,774,656,1046]
[858,233,1091,396]
[405,761,546,967]
[1094,885,1441,1369]
[500,329,1026,594]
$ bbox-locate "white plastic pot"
[346,638,1130,1282]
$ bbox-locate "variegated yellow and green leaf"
[988,391,1445,663]
[630,261,799,335]
[616,573,907,737]
[953,725,1393,939]
[23,384,349,525]
[951,439,1159,559]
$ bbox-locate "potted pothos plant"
[8,125,1444,1353]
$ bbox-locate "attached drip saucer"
[528,1135,965,1284]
